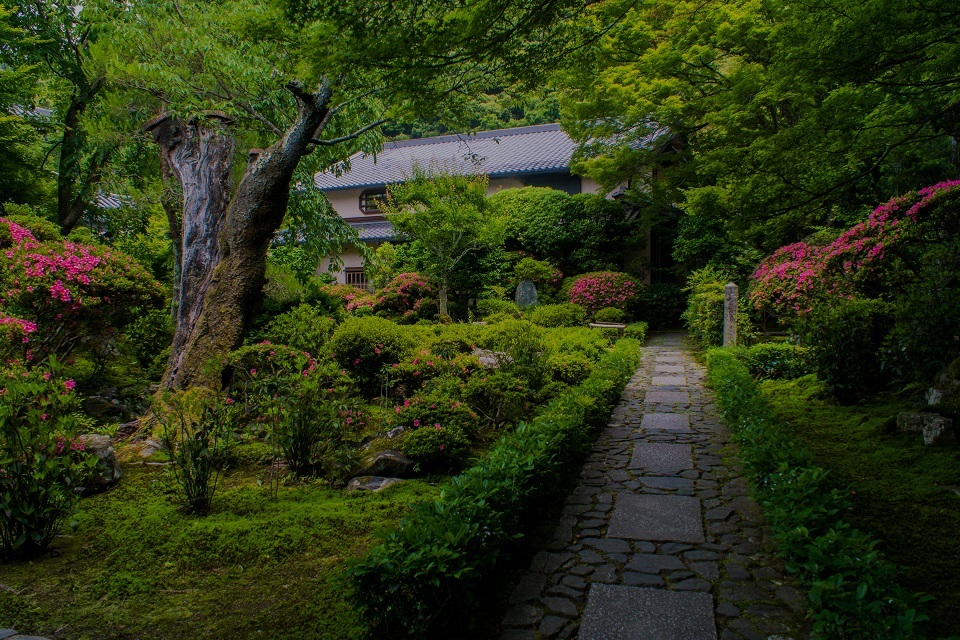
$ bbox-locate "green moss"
[760,378,960,637]
[0,462,440,639]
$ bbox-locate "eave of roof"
[315,123,576,192]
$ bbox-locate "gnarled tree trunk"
[146,114,234,389]
[155,85,335,389]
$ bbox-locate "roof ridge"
[383,123,562,150]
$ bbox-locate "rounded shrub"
[328,317,415,394]
[593,307,626,323]
[527,303,587,328]
[373,272,438,323]
[463,370,530,432]
[567,271,640,316]
[547,352,594,386]
[400,424,470,472]
[476,297,522,319]
[259,304,336,356]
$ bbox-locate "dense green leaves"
[557,0,960,260]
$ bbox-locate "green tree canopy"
[556,0,960,266]
[384,169,504,317]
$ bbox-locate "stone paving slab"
[608,494,704,542]
[579,585,717,640]
[651,375,687,386]
[654,365,685,374]
[629,443,693,475]
[640,413,691,432]
[645,390,690,404]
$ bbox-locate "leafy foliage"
[527,303,587,328]
[373,272,438,323]
[0,361,96,559]
[348,339,640,638]
[328,317,416,394]
[567,271,640,316]
[706,350,932,639]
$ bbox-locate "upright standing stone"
[723,283,738,347]
[515,279,538,308]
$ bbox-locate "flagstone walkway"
[499,332,809,640]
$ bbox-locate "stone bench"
[589,322,628,337]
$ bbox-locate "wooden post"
[723,282,738,347]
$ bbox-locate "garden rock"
[922,415,955,446]
[82,395,130,422]
[896,412,924,433]
[138,439,164,458]
[926,388,944,406]
[515,279,538,308]
[358,450,415,478]
[346,476,404,492]
[81,434,122,493]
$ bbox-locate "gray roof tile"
[315,124,575,191]
[350,221,397,242]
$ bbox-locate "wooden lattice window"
[359,189,387,213]
[345,268,368,289]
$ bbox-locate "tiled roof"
[315,124,576,191]
[350,220,397,242]
[95,193,125,209]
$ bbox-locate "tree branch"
[310,119,388,147]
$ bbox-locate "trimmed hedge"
[728,342,813,380]
[348,339,641,638]
[706,349,931,639]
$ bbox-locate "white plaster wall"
[318,248,365,284]
[581,177,604,195]
[326,188,367,219]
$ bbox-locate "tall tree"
[0,5,49,207]
[384,170,502,316]
[11,1,115,234]
[93,0,590,389]
[556,0,960,263]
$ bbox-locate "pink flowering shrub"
[750,180,960,389]
[373,272,438,323]
[750,180,960,317]
[567,271,641,316]
[389,347,480,393]
[328,316,416,395]
[0,217,165,365]
[0,361,96,558]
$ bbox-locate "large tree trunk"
[57,80,105,235]
[157,85,334,389]
[145,114,235,389]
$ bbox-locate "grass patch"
[761,375,960,638]
[0,462,440,640]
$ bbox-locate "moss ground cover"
[760,376,960,637]
[0,463,440,640]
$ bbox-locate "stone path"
[500,332,808,640]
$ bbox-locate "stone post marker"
[723,282,738,347]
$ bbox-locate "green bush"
[348,339,640,637]
[328,317,416,394]
[545,327,610,361]
[729,342,813,380]
[258,304,336,356]
[481,319,550,391]
[682,268,751,347]
[796,298,892,401]
[527,303,587,328]
[156,390,237,516]
[547,352,594,385]
[462,371,531,432]
[0,362,97,559]
[593,307,625,323]
[400,424,471,473]
[476,297,522,318]
[624,322,649,343]
[706,350,931,639]
[391,389,480,440]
